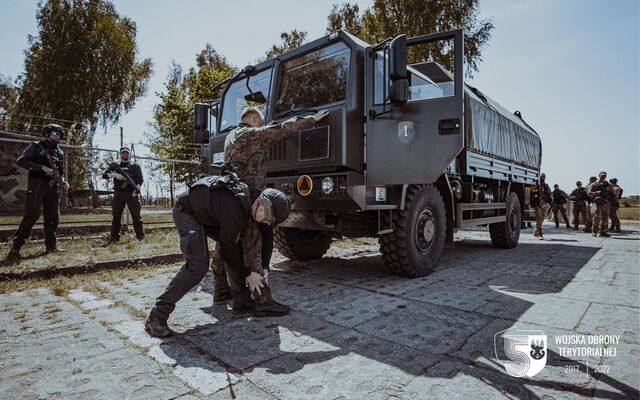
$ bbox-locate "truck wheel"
[489,192,521,249]
[274,227,332,261]
[379,185,446,278]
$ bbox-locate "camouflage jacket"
[569,187,588,204]
[588,181,616,205]
[551,189,568,205]
[224,116,315,191]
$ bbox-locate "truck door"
[365,29,464,185]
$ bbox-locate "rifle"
[109,163,140,194]
[41,149,64,188]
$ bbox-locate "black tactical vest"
[190,173,251,214]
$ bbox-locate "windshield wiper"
[275,107,318,120]
[219,124,237,134]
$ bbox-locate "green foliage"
[0,75,19,128]
[147,46,236,193]
[12,0,152,200]
[327,0,494,77]
[262,30,308,61]
[16,0,152,135]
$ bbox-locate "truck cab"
[194,29,541,277]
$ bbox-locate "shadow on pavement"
[156,237,638,399]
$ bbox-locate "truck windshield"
[219,68,272,132]
[275,42,351,116]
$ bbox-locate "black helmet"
[576,181,582,186]
[42,124,64,139]
[259,188,291,225]
[609,178,618,184]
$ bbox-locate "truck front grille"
[267,138,287,161]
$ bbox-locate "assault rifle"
[109,163,140,194]
[41,149,64,188]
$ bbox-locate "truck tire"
[274,227,332,261]
[489,192,521,249]
[379,185,447,278]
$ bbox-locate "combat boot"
[5,246,20,262]
[613,228,622,233]
[599,232,610,237]
[213,285,232,304]
[45,246,64,254]
[144,308,173,338]
[252,286,290,317]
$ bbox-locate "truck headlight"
[321,177,334,194]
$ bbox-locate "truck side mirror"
[389,35,409,105]
[194,103,210,143]
[389,35,407,80]
[390,79,409,106]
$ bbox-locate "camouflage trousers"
[210,220,265,289]
[550,204,570,227]
[591,202,610,234]
[585,203,593,231]
[534,202,550,236]
[571,203,588,229]
[610,205,620,231]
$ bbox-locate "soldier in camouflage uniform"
[531,173,552,239]
[583,176,597,232]
[609,178,623,233]
[211,107,329,310]
[568,181,588,231]
[588,171,616,237]
[550,184,571,228]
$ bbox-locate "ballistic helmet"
[42,124,64,139]
[257,188,291,225]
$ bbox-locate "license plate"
[213,152,224,163]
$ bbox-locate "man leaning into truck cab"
[210,107,329,310]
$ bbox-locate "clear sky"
[1,0,638,194]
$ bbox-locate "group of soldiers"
[532,171,623,239]
[6,124,145,261]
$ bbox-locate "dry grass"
[0,230,179,275]
[0,262,177,296]
[618,206,640,221]
[0,208,172,226]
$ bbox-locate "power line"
[9,112,83,125]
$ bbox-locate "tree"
[327,0,493,77]
[14,0,152,205]
[262,30,308,61]
[147,45,236,202]
[0,75,19,129]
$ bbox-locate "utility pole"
[120,126,123,148]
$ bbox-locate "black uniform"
[153,176,255,320]
[102,162,144,241]
[12,140,65,251]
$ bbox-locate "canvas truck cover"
[410,62,542,170]
[464,85,542,170]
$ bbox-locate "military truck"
[193,29,542,277]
